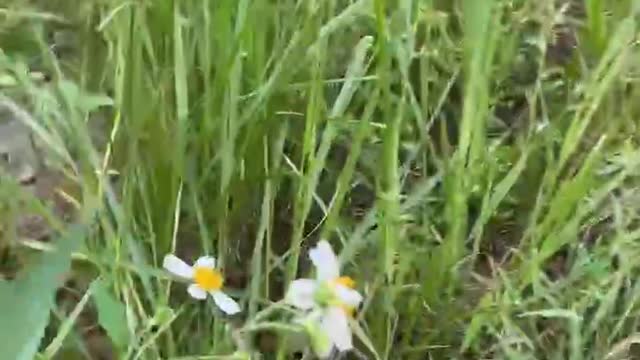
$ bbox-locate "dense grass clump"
[2,0,640,359]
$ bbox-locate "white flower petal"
[309,240,340,281]
[212,291,241,315]
[285,279,318,310]
[321,306,352,352]
[194,256,216,269]
[335,284,363,308]
[187,284,207,300]
[301,311,333,358]
[163,254,194,278]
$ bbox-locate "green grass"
[2,0,640,359]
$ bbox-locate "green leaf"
[0,226,84,360]
[351,318,382,360]
[0,73,17,87]
[92,278,129,350]
[58,80,113,113]
[78,94,114,113]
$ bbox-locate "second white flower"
[285,240,363,357]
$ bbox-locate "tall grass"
[2,0,640,359]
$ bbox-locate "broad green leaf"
[0,226,84,360]
[92,278,129,350]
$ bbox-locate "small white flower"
[163,254,241,315]
[285,240,363,357]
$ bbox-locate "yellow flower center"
[334,276,355,289]
[193,266,223,291]
[330,276,356,316]
[339,303,356,317]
